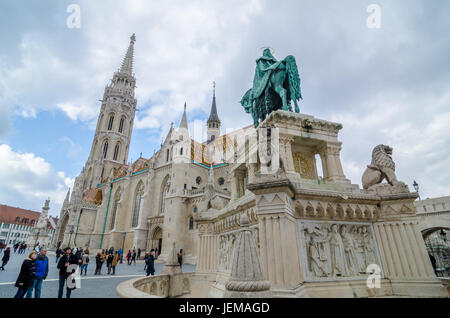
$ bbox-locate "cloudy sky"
[0,0,449,217]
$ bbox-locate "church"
[53,35,448,297]
[52,34,247,263]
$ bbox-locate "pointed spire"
[64,188,71,205]
[208,81,220,124]
[179,102,188,129]
[120,33,136,75]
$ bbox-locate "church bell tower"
[82,34,138,190]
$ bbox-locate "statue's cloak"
[251,51,283,100]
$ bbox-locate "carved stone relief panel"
[298,220,382,281]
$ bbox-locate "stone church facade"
[52,35,240,263]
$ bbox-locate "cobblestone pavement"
[0,250,195,298]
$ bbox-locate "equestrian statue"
[241,48,302,127]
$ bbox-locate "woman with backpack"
[14,251,37,298]
[126,250,132,265]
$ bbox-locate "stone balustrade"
[116,272,193,298]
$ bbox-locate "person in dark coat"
[95,252,102,275]
[143,252,149,271]
[132,249,137,265]
[106,253,113,274]
[177,249,183,270]
[137,248,141,260]
[1,247,11,270]
[57,247,77,298]
[146,249,155,276]
[14,251,37,298]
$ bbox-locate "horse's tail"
[284,55,302,101]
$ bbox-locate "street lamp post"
[413,180,421,200]
[121,232,126,264]
[68,225,75,249]
[34,229,41,251]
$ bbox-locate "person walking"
[13,243,18,254]
[57,247,77,298]
[146,250,155,276]
[126,250,132,265]
[14,251,37,298]
[1,247,11,270]
[177,249,183,271]
[81,250,90,276]
[26,247,48,298]
[143,252,149,271]
[106,253,113,274]
[100,250,106,273]
[118,248,123,264]
[132,249,137,265]
[111,251,119,275]
[137,248,141,260]
[55,247,63,264]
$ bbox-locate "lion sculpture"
[362,144,400,190]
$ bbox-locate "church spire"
[120,33,136,75]
[208,81,220,123]
[207,81,220,144]
[179,102,188,129]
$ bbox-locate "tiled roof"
[0,204,40,225]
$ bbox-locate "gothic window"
[189,217,194,230]
[15,217,20,223]
[132,183,144,228]
[160,177,171,215]
[218,177,225,186]
[196,176,202,185]
[193,206,198,213]
[166,149,170,162]
[113,143,120,161]
[180,147,183,156]
[108,115,114,130]
[119,117,125,133]
[210,135,215,142]
[30,220,35,226]
[103,142,109,159]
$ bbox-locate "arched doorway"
[151,227,163,255]
[421,227,450,277]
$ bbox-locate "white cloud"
[0,144,74,217]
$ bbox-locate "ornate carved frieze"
[298,220,382,281]
[294,200,379,221]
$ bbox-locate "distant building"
[0,201,58,247]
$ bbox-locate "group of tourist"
[13,247,49,298]
[4,244,184,298]
[13,242,28,254]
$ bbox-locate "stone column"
[248,181,303,289]
[320,142,349,184]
